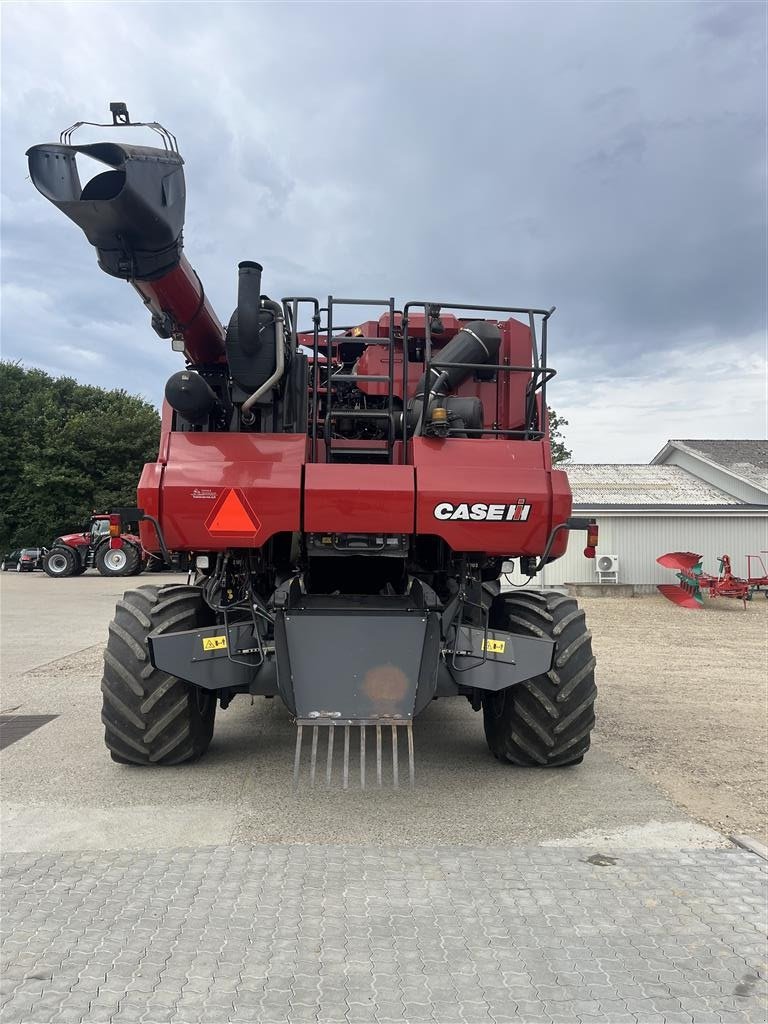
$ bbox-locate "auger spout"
[26,111,226,366]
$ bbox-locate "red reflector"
[206,489,261,534]
[583,546,596,559]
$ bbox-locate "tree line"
[0,362,160,552]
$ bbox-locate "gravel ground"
[585,593,768,845]
[1,575,766,850]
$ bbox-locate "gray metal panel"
[446,626,553,690]
[148,623,276,692]
[282,612,430,721]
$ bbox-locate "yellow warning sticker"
[482,638,506,654]
[202,635,227,651]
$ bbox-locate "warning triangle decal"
[205,489,261,534]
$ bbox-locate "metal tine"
[376,725,383,787]
[309,726,319,788]
[325,726,335,788]
[343,725,350,790]
[360,725,366,790]
[392,724,399,788]
[407,720,415,787]
[293,725,303,791]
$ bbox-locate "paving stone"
[1,844,765,1024]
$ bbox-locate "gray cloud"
[1,0,765,457]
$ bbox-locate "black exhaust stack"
[225,261,278,393]
[236,261,263,356]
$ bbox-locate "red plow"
[657,551,768,609]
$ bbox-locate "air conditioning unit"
[596,554,619,583]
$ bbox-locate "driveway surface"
[1,572,766,1023]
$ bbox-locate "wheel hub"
[104,549,127,571]
[48,553,69,574]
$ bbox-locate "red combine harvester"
[657,551,768,609]
[28,104,598,782]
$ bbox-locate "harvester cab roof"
[28,104,598,784]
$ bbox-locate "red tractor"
[43,513,144,578]
[28,104,598,781]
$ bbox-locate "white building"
[509,439,768,588]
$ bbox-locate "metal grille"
[293,721,415,790]
[0,715,58,751]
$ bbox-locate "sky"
[1,0,766,462]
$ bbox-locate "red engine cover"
[139,433,306,551]
[412,438,571,557]
[304,464,415,533]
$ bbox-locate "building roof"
[565,463,743,507]
[651,439,768,494]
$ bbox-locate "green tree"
[0,362,160,551]
[548,408,572,464]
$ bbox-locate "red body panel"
[57,531,90,549]
[140,433,306,550]
[304,464,415,534]
[411,439,571,557]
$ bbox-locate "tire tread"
[483,591,597,767]
[100,584,215,766]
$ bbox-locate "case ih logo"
[433,500,531,522]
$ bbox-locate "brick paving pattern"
[1,844,766,1023]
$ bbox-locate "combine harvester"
[28,104,598,783]
[657,552,768,609]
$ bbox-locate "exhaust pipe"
[26,132,225,366]
[237,261,263,357]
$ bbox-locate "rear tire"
[44,548,77,578]
[482,591,597,767]
[96,543,140,577]
[101,584,216,765]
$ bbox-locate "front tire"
[101,584,216,765]
[96,543,140,577]
[44,548,77,578]
[483,591,597,767]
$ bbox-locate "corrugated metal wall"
[503,513,768,587]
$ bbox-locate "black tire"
[482,591,597,767]
[101,584,216,765]
[43,547,77,578]
[96,543,141,577]
[128,546,145,576]
[72,563,88,576]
